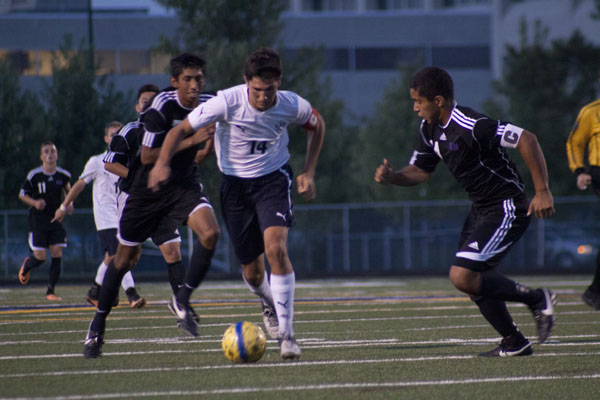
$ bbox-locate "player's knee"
[449,266,479,295]
[264,242,288,265]
[199,225,220,249]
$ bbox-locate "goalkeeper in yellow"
[566,98,600,310]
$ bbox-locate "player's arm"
[375,160,431,186]
[516,130,554,219]
[142,125,215,165]
[297,109,326,200]
[566,110,592,190]
[104,162,128,179]
[194,138,214,165]
[18,193,45,210]
[52,181,80,222]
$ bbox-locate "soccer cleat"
[261,299,280,339]
[168,295,198,337]
[279,332,301,360]
[126,287,146,309]
[168,297,200,325]
[83,330,104,359]
[86,284,100,307]
[582,286,600,310]
[530,288,557,343]
[18,257,30,285]
[479,334,533,357]
[45,293,62,301]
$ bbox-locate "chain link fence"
[1,196,598,283]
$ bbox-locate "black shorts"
[455,195,530,272]
[98,228,119,256]
[28,222,67,250]
[220,164,294,264]
[119,184,211,246]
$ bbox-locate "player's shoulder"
[119,120,143,136]
[451,105,490,131]
[26,166,44,181]
[56,166,72,179]
[147,89,178,112]
[579,99,600,118]
[199,91,217,103]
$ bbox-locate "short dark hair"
[137,84,159,101]
[104,121,123,136]
[409,66,454,102]
[40,140,55,151]
[244,47,282,81]
[169,53,206,79]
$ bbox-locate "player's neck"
[42,162,57,174]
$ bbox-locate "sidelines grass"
[1,275,599,399]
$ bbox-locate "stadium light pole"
[87,0,94,71]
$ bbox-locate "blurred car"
[544,230,598,270]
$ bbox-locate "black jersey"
[20,166,71,223]
[410,104,524,205]
[130,90,215,193]
[103,120,144,194]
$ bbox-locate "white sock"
[271,272,295,336]
[121,271,135,291]
[242,270,274,306]
[94,262,108,285]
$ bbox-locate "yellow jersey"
[567,99,600,174]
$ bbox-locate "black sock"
[473,296,519,338]
[167,261,185,294]
[590,252,600,290]
[177,243,214,304]
[46,257,62,294]
[23,257,44,274]
[90,262,127,333]
[479,270,543,307]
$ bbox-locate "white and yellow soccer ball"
[222,321,267,363]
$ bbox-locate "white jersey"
[79,152,119,230]
[187,84,313,178]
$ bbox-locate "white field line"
[2,351,600,380]
[2,373,600,400]
[2,335,600,361]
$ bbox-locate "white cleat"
[279,332,301,360]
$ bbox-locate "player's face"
[104,126,120,145]
[410,88,441,124]
[135,90,157,114]
[171,67,205,108]
[245,76,281,111]
[40,144,57,164]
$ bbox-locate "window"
[355,47,423,70]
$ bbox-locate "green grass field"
[1,275,599,399]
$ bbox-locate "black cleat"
[479,334,533,357]
[126,287,146,309]
[582,286,600,310]
[83,330,104,359]
[530,288,557,343]
[168,295,198,337]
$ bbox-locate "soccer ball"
[222,321,267,363]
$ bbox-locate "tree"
[0,60,47,209]
[486,20,600,195]
[42,36,135,206]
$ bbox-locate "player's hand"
[297,173,316,200]
[577,173,592,190]
[190,124,216,145]
[51,207,66,223]
[148,164,171,192]
[66,204,74,215]
[374,159,395,184]
[35,199,46,211]
[527,189,555,219]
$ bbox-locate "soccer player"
[18,141,72,301]
[566,97,600,310]
[52,121,145,309]
[103,83,212,306]
[83,53,219,359]
[374,66,556,357]
[148,47,326,360]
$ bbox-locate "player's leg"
[241,255,279,339]
[169,205,219,336]
[19,232,48,285]
[155,228,184,295]
[46,245,64,301]
[87,229,120,307]
[450,197,556,356]
[583,167,600,309]
[45,225,67,301]
[84,243,139,358]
